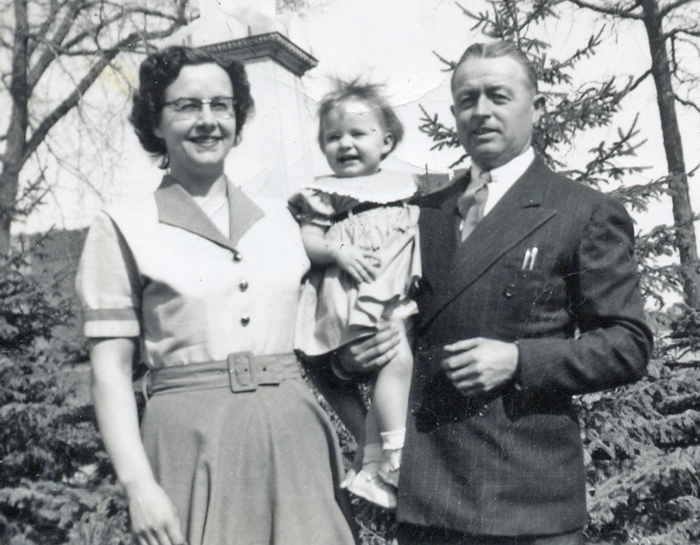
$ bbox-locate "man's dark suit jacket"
[398,156,652,536]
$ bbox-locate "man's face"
[451,55,543,171]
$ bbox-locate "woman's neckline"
[167,172,227,200]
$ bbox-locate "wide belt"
[144,353,302,397]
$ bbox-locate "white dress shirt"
[471,147,535,216]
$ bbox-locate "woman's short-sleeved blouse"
[76,178,310,368]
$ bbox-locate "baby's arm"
[300,223,379,284]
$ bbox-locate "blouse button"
[233,251,242,262]
[239,281,248,292]
[240,316,250,326]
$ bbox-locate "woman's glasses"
[163,97,236,119]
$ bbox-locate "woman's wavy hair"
[317,79,404,159]
[130,46,254,169]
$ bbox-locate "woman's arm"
[300,222,379,283]
[90,338,185,545]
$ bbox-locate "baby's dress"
[289,170,421,356]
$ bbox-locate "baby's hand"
[336,245,381,283]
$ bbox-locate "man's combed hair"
[317,79,404,158]
[453,42,539,93]
[130,46,255,169]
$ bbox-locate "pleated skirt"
[141,378,357,545]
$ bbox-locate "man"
[339,41,652,544]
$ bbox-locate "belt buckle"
[228,352,257,392]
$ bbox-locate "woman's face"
[154,63,237,181]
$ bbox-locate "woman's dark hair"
[130,46,254,169]
[317,79,404,159]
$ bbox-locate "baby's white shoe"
[378,448,401,488]
[346,469,397,509]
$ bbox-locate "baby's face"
[321,99,394,178]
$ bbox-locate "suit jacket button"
[503,283,516,298]
[411,404,421,416]
[239,281,248,291]
[240,316,250,326]
[233,251,243,262]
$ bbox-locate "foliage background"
[2,1,700,544]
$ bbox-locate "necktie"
[457,170,491,241]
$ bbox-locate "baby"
[289,80,420,508]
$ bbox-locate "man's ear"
[532,93,546,123]
[450,104,456,118]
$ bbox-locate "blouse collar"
[154,175,264,251]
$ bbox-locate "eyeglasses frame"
[162,97,237,119]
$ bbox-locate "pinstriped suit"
[397,156,652,537]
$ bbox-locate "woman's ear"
[153,123,164,140]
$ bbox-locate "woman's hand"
[335,245,381,284]
[127,480,186,545]
[90,337,186,545]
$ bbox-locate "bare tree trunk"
[640,0,700,309]
[0,0,30,254]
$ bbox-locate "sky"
[16,0,700,236]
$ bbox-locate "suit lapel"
[154,176,264,252]
[419,158,557,328]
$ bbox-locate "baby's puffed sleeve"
[287,188,337,229]
[75,211,142,338]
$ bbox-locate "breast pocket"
[495,246,565,338]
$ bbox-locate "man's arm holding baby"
[332,321,402,378]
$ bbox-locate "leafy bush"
[0,245,130,545]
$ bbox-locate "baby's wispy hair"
[317,78,404,158]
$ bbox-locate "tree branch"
[567,0,643,19]
[27,0,85,91]
[658,0,698,19]
[675,27,700,38]
[674,93,700,115]
[26,0,66,58]
[21,9,187,165]
[629,68,652,92]
[27,1,184,92]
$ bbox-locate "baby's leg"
[345,400,398,509]
[372,319,413,436]
[373,319,413,487]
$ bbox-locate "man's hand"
[336,321,401,375]
[442,337,519,397]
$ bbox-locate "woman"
[76,46,357,545]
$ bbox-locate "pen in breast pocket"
[522,247,538,270]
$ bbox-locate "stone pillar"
[162,1,318,199]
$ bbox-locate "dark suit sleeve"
[515,196,652,395]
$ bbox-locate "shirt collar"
[471,147,535,188]
[471,148,535,215]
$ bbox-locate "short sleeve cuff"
[82,308,140,338]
